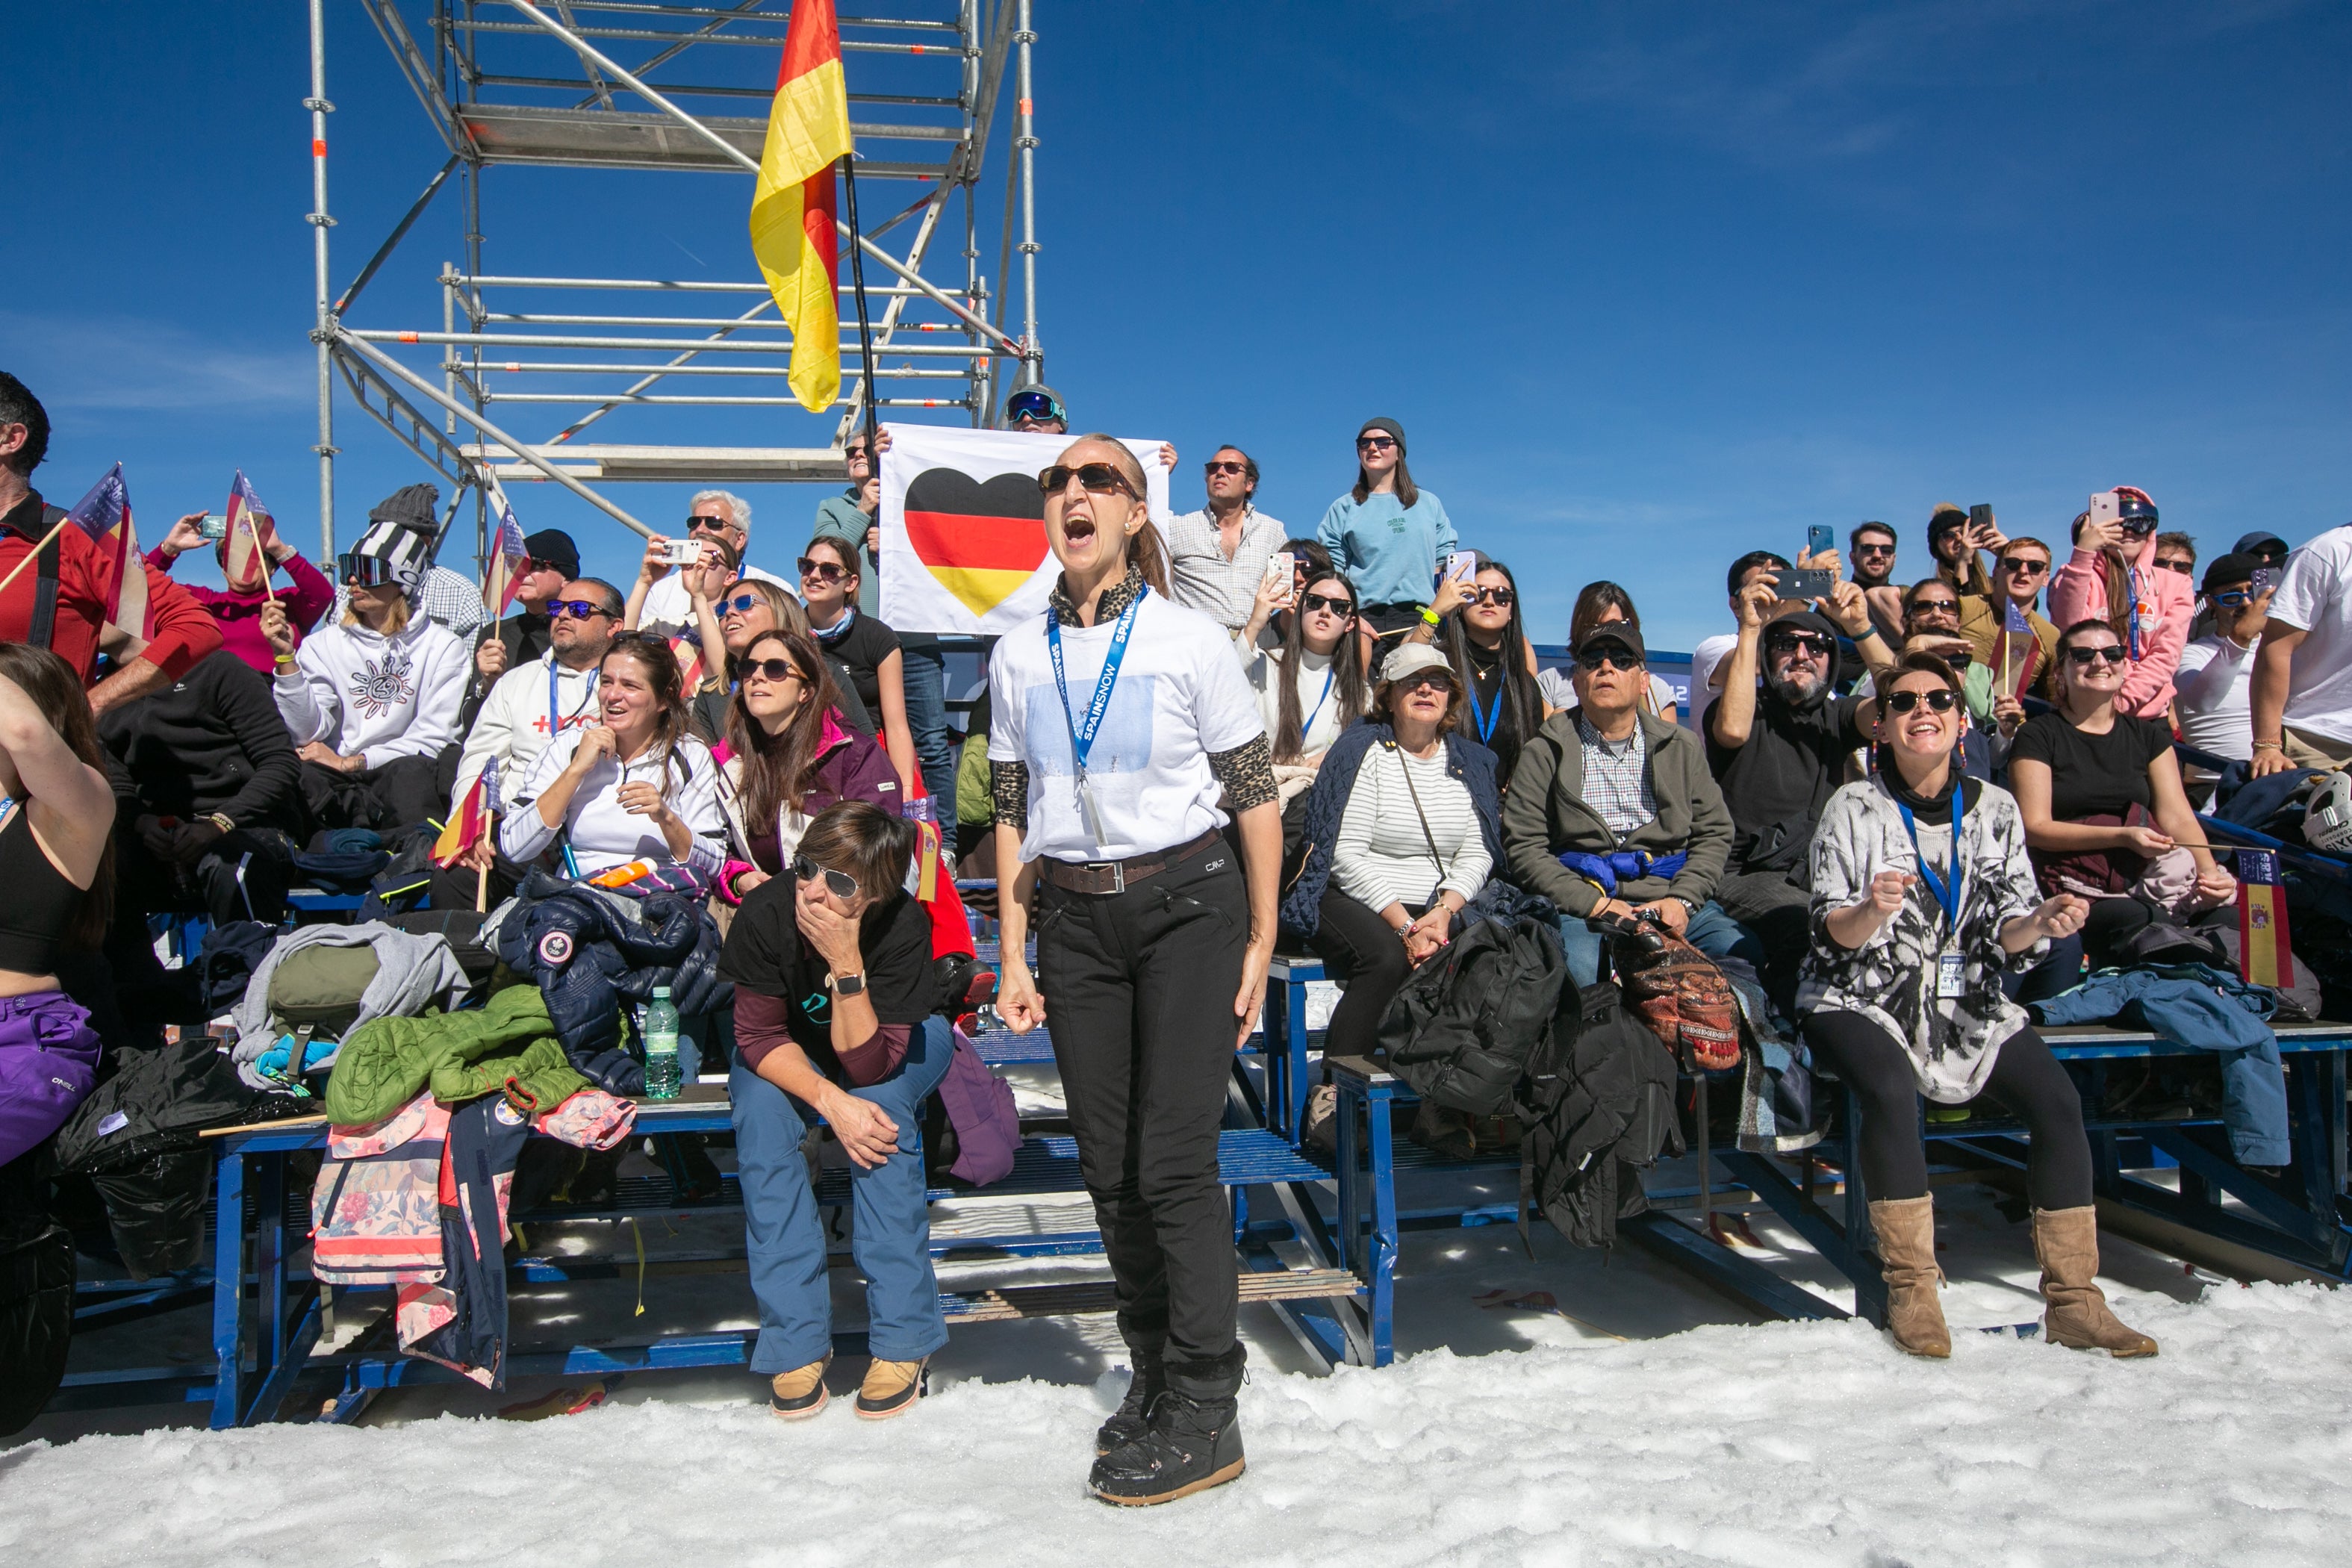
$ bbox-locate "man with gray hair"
[638,487,788,629]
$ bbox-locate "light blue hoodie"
[1316,490,1457,608]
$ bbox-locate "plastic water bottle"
[643,986,682,1101]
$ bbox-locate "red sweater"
[147,545,334,676]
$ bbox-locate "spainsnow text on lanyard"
[1046,585,1147,848]
[1899,792,1967,998]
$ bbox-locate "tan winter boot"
[2032,1207,2159,1357]
[1868,1195,1951,1358]
[768,1353,832,1420]
[855,1356,930,1420]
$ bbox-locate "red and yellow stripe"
[904,504,1049,616]
[749,0,852,413]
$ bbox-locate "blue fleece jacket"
[1316,491,1457,609]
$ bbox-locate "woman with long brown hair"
[1316,417,1455,671]
[500,632,727,883]
[2048,486,2192,721]
[715,629,903,900]
[0,643,113,1167]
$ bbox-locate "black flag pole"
[840,152,882,468]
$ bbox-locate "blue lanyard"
[1302,665,1336,739]
[1045,585,1146,779]
[1468,676,1502,744]
[2125,567,2144,662]
[1898,792,1964,932]
[550,660,594,739]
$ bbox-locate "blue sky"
[6,1,2347,652]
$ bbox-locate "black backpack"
[1514,979,1684,1250]
[1377,887,1567,1117]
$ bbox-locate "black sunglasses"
[1472,586,1515,608]
[797,556,849,583]
[1300,591,1354,617]
[1355,435,1397,452]
[1852,542,1896,557]
[1037,462,1136,500]
[791,854,860,900]
[1997,556,2049,576]
[1765,632,1835,656]
[1396,670,1455,693]
[1908,598,1961,617]
[1204,460,1248,476]
[1882,688,1959,715]
[549,599,614,621]
[741,657,804,684]
[1575,647,1640,672]
[686,514,734,533]
[2066,644,2129,666]
[337,552,402,589]
[523,556,561,575]
[2118,517,2159,536]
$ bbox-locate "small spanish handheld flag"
[63,463,148,649]
[482,474,530,615]
[2236,847,2295,989]
[432,759,499,869]
[748,0,851,414]
[2003,600,2038,699]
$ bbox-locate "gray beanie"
[1357,417,1406,455]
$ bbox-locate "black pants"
[1035,847,1248,1363]
[1805,1009,2093,1210]
[299,755,445,836]
[1307,887,1432,1063]
[116,828,296,927]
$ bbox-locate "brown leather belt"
[1037,828,1223,897]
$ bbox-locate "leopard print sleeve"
[989,758,1030,830]
[1208,733,1278,813]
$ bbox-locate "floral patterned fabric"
[311,1093,450,1284]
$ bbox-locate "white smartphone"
[2087,491,2120,532]
[1444,550,1478,586]
[664,538,703,567]
[1264,550,1296,606]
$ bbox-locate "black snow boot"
[1095,1348,1166,1456]
[1088,1343,1246,1506]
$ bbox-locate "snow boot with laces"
[1095,1349,1165,1456]
[1869,1195,1951,1358]
[1088,1343,1246,1505]
[2032,1206,2159,1357]
[855,1355,930,1419]
[768,1353,831,1419]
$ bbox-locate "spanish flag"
[749,0,852,414]
[2236,847,2295,989]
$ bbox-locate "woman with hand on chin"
[500,632,726,885]
[989,435,1281,1507]
[1801,651,2156,1362]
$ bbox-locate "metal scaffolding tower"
[305,0,1045,563]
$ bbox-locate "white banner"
[877,425,1171,635]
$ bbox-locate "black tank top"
[0,806,84,974]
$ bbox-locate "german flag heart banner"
[877,425,1172,635]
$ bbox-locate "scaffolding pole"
[307,0,337,561]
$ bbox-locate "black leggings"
[1805,1010,2093,1210]
[1307,887,1431,1062]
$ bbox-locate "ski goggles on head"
[337,552,405,589]
[791,854,859,900]
[1006,388,1066,425]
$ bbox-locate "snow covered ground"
[7,1281,2352,1567]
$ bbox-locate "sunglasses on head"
[1997,556,2049,576]
[742,656,805,684]
[1355,435,1397,452]
[1575,647,1640,672]
[1204,459,1248,476]
[791,854,860,900]
[1472,586,1515,608]
[1300,590,1354,617]
[797,556,849,583]
[1006,389,1065,424]
[1765,632,1834,657]
[1882,688,1959,715]
[1036,462,1136,500]
[686,514,733,533]
[2066,644,2129,667]
[548,599,614,622]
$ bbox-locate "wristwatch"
[827,971,867,998]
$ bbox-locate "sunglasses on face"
[721,592,765,615]
[2066,644,2129,667]
[1355,435,1397,452]
[1300,591,1354,617]
[1997,556,2049,576]
[1204,460,1248,476]
[523,557,561,576]
[742,657,804,684]
[1909,599,1960,618]
[791,854,860,900]
[686,514,734,534]
[1853,542,1896,558]
[2156,558,2194,575]
[1765,633,1834,658]
[797,557,848,584]
[1575,648,1640,672]
[1036,462,1137,500]
[1882,688,1959,715]
[1472,587,1515,608]
[548,599,614,621]
[2210,588,2256,609]
[1397,671,1453,694]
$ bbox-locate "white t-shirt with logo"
[989,590,1266,863]
[2265,523,2352,745]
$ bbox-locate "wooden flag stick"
[0,515,75,596]
[243,509,282,601]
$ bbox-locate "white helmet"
[2306,771,2352,855]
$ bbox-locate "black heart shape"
[904,467,1045,522]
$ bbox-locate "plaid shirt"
[1163,505,1287,630]
[1577,712,1656,837]
[331,564,488,639]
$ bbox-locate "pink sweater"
[2048,532,2192,721]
